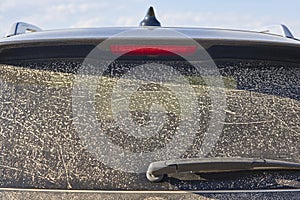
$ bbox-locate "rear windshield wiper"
[146,157,300,182]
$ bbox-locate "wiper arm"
[146,157,300,182]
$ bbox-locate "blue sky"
[1,0,300,38]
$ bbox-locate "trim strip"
[0,188,299,194]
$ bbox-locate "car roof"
[1,27,300,46]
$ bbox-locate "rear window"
[0,56,299,190]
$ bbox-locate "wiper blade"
[146,157,300,182]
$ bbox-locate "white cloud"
[115,16,139,26]
[161,11,265,29]
[49,2,109,15]
[71,18,104,28]
[0,0,17,11]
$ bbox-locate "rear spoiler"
[5,22,42,38]
[258,24,295,39]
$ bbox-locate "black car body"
[0,8,299,199]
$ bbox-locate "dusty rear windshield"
[0,57,299,190]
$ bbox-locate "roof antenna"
[139,6,161,27]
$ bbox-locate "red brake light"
[110,45,197,56]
